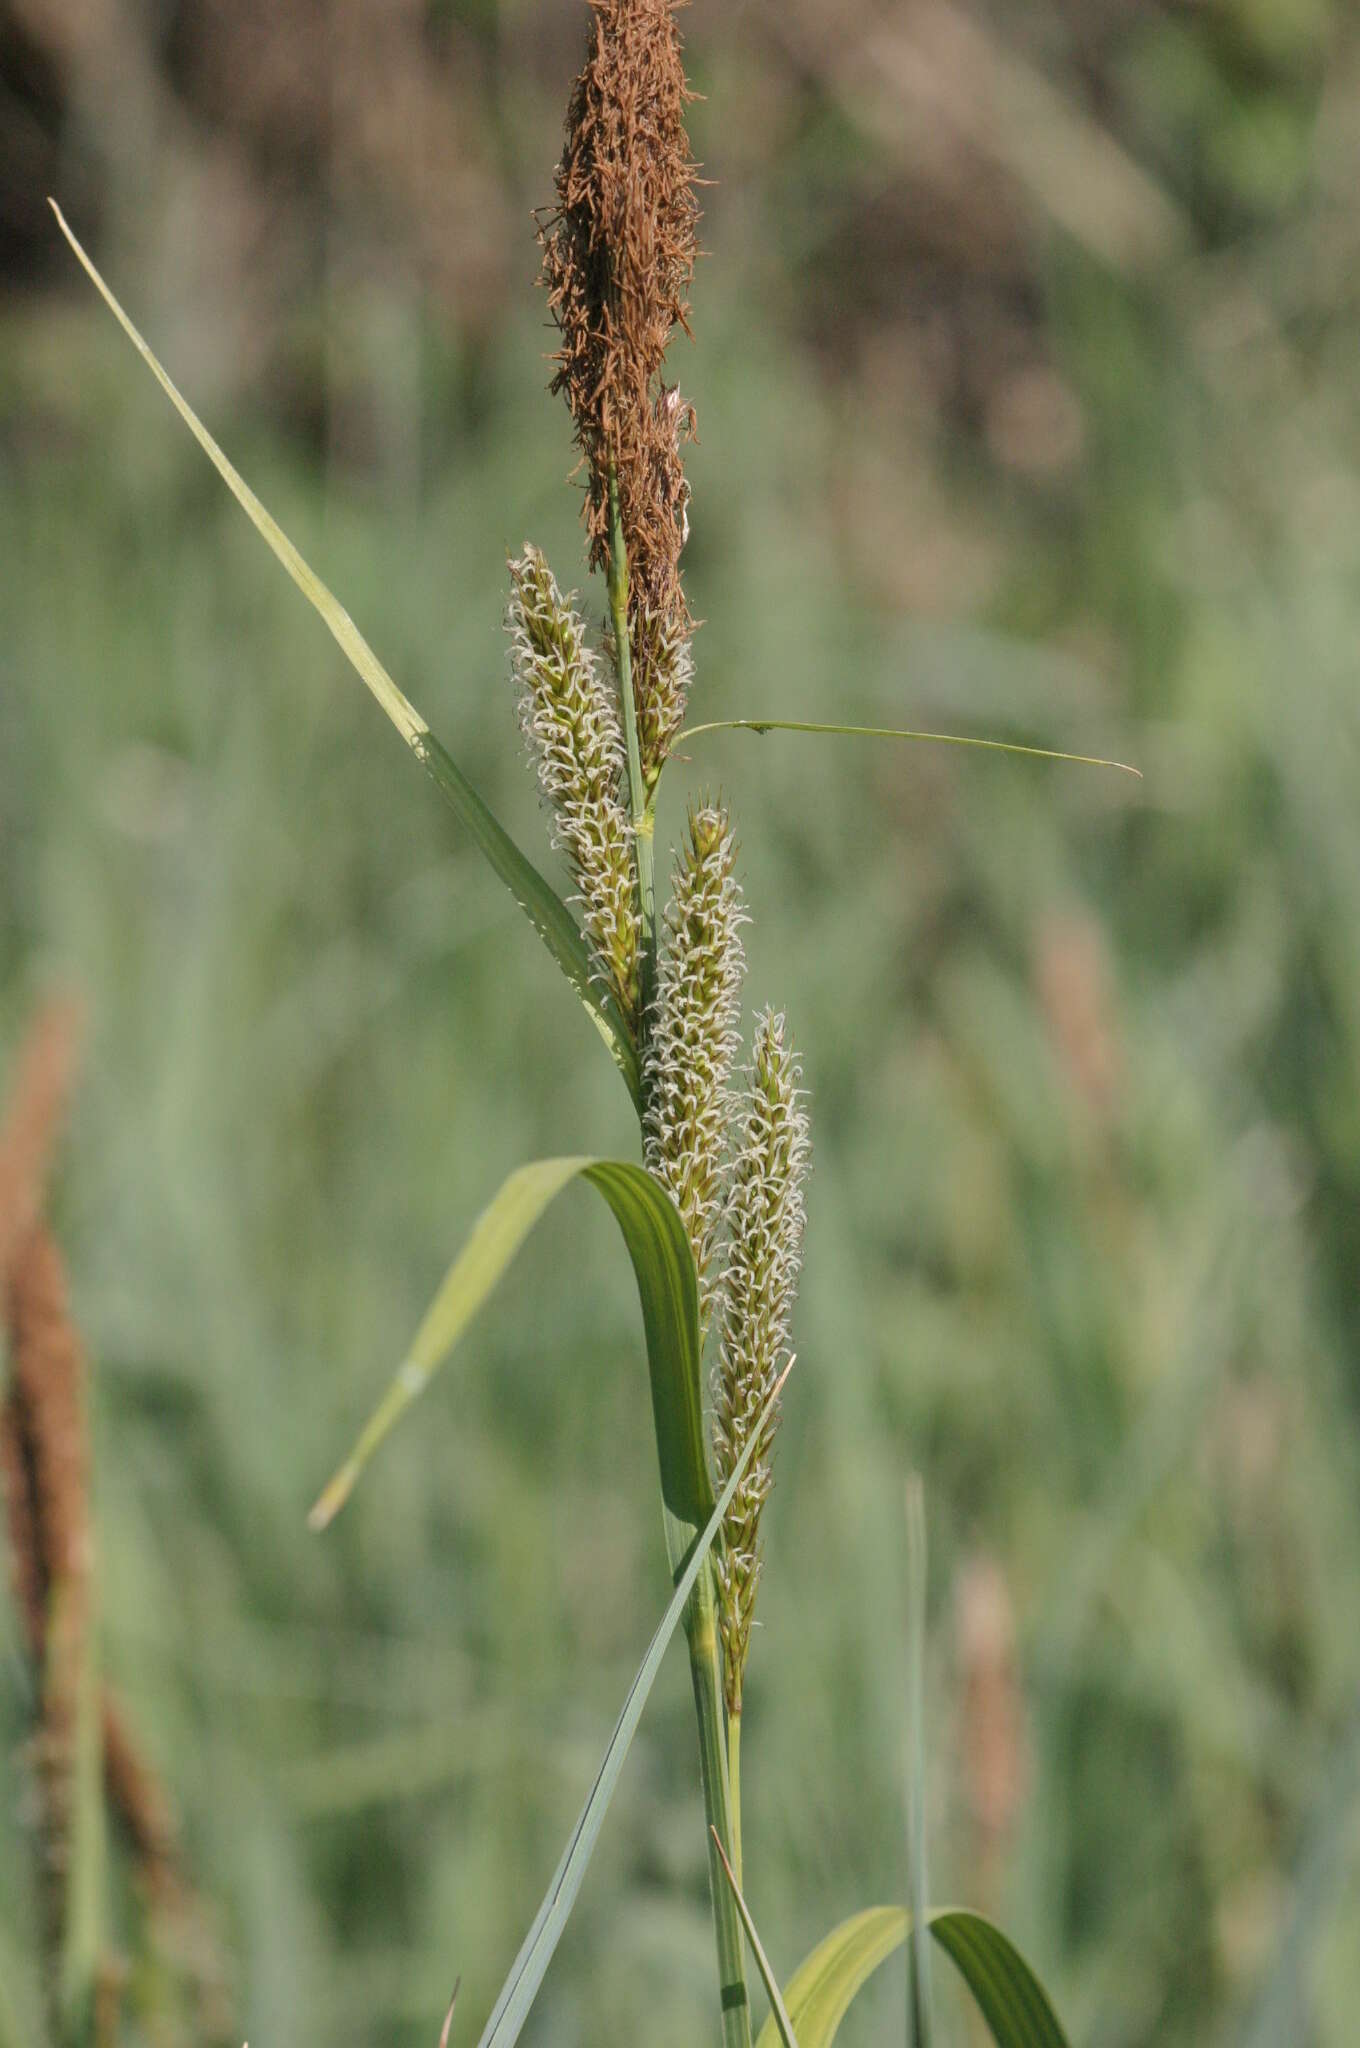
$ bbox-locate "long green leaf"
[674,718,1140,779]
[710,1826,801,2048]
[309,1159,712,1573]
[929,1914,1071,2048]
[476,1372,787,2048]
[49,202,640,1108]
[754,1907,1071,2048]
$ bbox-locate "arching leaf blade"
[757,1907,905,2048]
[49,202,639,1108]
[754,1907,1071,2048]
[476,1371,787,2048]
[674,718,1140,780]
[929,1914,1070,2048]
[309,1158,712,1568]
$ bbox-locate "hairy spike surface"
[507,545,641,1031]
[712,1008,810,1716]
[632,600,695,787]
[643,802,746,1327]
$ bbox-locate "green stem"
[607,466,657,1029]
[728,1709,744,1892]
[685,1568,752,2048]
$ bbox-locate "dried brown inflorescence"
[4,1226,92,1922]
[0,1003,87,1706]
[541,0,701,777]
[0,1006,230,2039]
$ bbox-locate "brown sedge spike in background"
[0,1003,96,2024]
[0,1010,231,2045]
[540,0,701,783]
[4,1223,92,1975]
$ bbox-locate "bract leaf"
[675,718,1140,779]
[50,202,639,1106]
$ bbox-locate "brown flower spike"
[0,1009,231,2040]
[541,0,700,777]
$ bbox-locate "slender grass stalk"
[728,1711,744,1891]
[685,1569,752,2048]
[710,1826,801,2048]
[904,1477,933,2048]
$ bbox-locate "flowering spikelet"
[712,1009,810,1717]
[631,600,695,783]
[643,801,745,1325]
[507,544,641,1031]
[540,0,700,777]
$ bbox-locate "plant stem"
[685,1566,752,2048]
[605,467,748,2046]
[728,1709,744,1891]
[607,466,657,1028]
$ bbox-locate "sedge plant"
[47,1,1140,2039]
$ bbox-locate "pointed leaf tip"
[674,719,1141,780]
[754,1905,1071,2048]
[438,1979,461,2048]
[307,1466,356,1533]
[311,1159,712,1575]
[49,200,641,1105]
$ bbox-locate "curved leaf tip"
[309,1157,712,1572]
[675,718,1141,781]
[754,1905,1070,2048]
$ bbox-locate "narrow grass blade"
[754,1907,1071,2048]
[49,202,639,1108]
[929,1914,1071,2048]
[903,1476,933,2048]
[710,1826,801,2048]
[475,1374,788,2048]
[310,1158,712,1573]
[674,719,1141,779]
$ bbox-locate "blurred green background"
[4,1,1360,2042]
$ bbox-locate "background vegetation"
[3,1,1360,2042]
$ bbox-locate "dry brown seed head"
[4,1224,91,1951]
[540,0,701,774]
